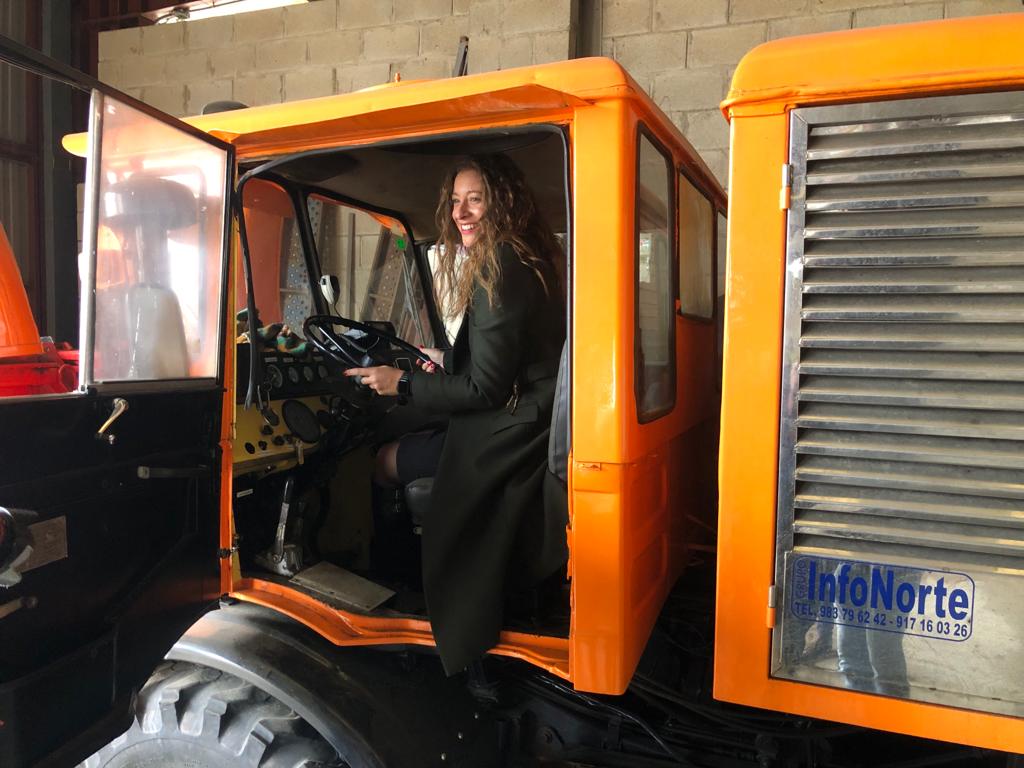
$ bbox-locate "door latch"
[96,397,129,444]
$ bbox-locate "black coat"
[409,243,567,674]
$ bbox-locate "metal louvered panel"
[772,93,1024,717]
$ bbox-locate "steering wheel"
[303,315,434,371]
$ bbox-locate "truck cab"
[0,36,723,767]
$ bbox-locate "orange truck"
[0,11,1021,768]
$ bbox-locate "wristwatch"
[396,371,413,397]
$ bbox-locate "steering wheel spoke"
[303,315,433,373]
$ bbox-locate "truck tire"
[81,661,343,768]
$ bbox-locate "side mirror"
[319,274,340,310]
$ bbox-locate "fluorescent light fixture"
[147,0,309,24]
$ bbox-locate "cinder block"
[284,67,335,101]
[119,55,166,88]
[688,23,764,68]
[768,12,850,39]
[362,25,420,61]
[944,0,1023,17]
[338,62,392,91]
[308,31,363,66]
[173,51,210,81]
[500,35,534,69]
[98,27,141,61]
[652,68,726,113]
[467,35,501,73]
[141,23,185,55]
[603,0,651,36]
[654,0,727,30]
[812,0,889,10]
[97,59,122,87]
[235,73,284,106]
[185,16,234,49]
[469,0,500,36]
[502,0,571,34]
[285,0,338,35]
[453,0,471,14]
[234,8,285,42]
[731,0,809,22]
[394,56,452,80]
[421,15,470,56]
[614,30,687,75]
[337,0,393,28]
[254,37,309,70]
[533,30,570,63]
[853,3,942,27]
[683,109,729,151]
[142,83,186,116]
[700,149,727,187]
[186,80,233,114]
[209,46,256,79]
[395,0,452,22]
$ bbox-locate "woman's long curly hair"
[434,154,563,317]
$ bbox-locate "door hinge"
[767,584,778,629]
[780,164,792,210]
[217,546,238,559]
[767,584,778,609]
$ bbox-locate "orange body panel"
[0,223,43,359]
[717,13,1024,752]
[189,58,723,694]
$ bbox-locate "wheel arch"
[166,601,394,767]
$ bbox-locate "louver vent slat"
[780,106,1024,573]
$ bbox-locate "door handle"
[96,397,129,444]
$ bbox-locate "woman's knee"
[374,441,401,487]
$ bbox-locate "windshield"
[238,182,435,348]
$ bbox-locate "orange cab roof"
[64,57,643,155]
[723,12,1024,119]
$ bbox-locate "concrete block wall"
[97,0,573,117]
[602,0,1024,183]
[97,0,1024,185]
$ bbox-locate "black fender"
[166,600,498,767]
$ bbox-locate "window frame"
[633,123,677,424]
[299,185,438,347]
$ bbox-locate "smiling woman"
[348,152,569,674]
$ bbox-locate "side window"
[678,173,714,319]
[311,195,434,347]
[89,96,228,383]
[239,179,308,331]
[635,130,675,422]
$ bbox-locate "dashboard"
[233,343,351,476]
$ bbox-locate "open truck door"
[0,36,232,767]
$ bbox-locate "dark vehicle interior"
[231,126,572,634]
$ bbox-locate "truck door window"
[310,195,434,347]
[635,130,675,422]
[678,173,714,319]
[88,97,228,382]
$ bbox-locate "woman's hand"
[344,365,403,396]
[416,347,445,374]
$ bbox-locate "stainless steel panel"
[772,92,1024,715]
